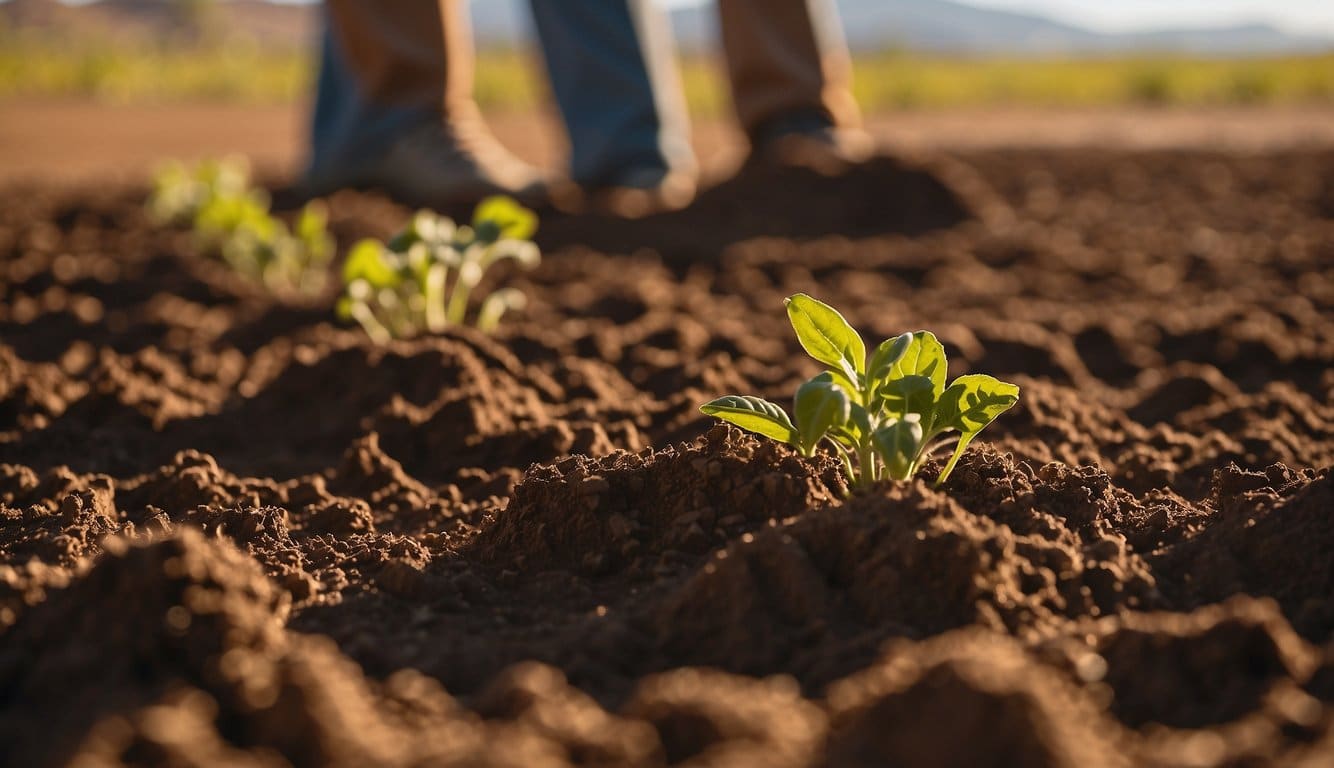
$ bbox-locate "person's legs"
[306,0,538,204]
[308,20,429,176]
[528,0,695,211]
[717,0,870,163]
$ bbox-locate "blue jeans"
[528,0,695,187]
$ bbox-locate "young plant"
[147,157,335,295]
[700,294,1020,488]
[146,156,250,226]
[337,196,539,342]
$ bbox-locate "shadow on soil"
[534,156,977,263]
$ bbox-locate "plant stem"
[838,449,856,485]
[857,441,876,488]
[921,435,959,459]
[934,438,972,488]
[424,263,448,332]
[447,261,482,326]
[475,295,504,332]
[350,302,391,345]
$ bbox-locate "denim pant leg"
[528,0,695,187]
[307,22,432,180]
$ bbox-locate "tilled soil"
[1,147,1333,767]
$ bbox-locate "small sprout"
[700,294,1020,489]
[338,196,540,341]
[147,155,250,226]
[147,157,334,295]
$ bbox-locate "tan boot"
[302,116,545,207]
[304,0,542,206]
[749,111,874,172]
[550,167,697,218]
[719,0,871,171]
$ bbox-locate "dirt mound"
[1092,596,1318,729]
[650,461,1159,688]
[473,425,845,575]
[824,630,1125,768]
[0,529,287,766]
[625,668,826,767]
[1155,464,1334,638]
[475,662,664,765]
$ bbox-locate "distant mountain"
[823,0,1332,55]
[0,0,318,48]
[1109,24,1331,57]
[481,0,1333,56]
[3,0,1330,56]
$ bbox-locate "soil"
[1,144,1333,767]
[6,100,1334,186]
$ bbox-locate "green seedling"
[337,196,539,342]
[147,157,335,295]
[701,294,1019,488]
[199,196,335,295]
[147,156,250,226]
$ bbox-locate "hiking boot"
[552,166,698,218]
[299,117,544,207]
[749,111,874,172]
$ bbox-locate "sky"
[662,0,1334,37]
[948,0,1334,36]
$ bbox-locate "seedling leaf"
[701,396,798,446]
[343,240,401,288]
[473,195,538,242]
[296,201,327,242]
[887,331,948,397]
[785,293,866,381]
[879,374,936,420]
[828,400,870,448]
[872,416,924,481]
[794,377,851,456]
[933,374,1020,436]
[932,374,1020,485]
[867,333,912,387]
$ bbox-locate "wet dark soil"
[2,148,1333,767]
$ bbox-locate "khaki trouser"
[323,0,475,119]
[718,0,861,137]
[313,0,860,184]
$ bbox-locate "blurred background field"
[2,0,1332,113]
[2,38,1332,113]
[1,0,1331,183]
